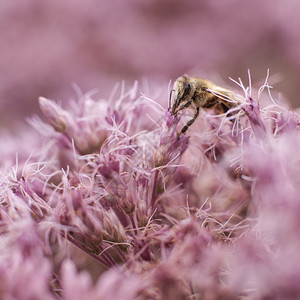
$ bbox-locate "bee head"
[171,75,195,114]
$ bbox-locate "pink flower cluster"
[1,76,300,299]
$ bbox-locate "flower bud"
[39,97,68,132]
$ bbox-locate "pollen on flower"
[1,75,300,299]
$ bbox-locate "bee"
[170,74,241,134]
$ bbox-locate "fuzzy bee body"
[171,75,240,134]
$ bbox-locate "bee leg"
[177,98,193,112]
[215,102,236,121]
[181,106,200,134]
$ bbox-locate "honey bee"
[171,74,241,134]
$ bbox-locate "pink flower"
[1,76,300,299]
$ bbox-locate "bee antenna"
[169,89,175,111]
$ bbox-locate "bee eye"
[185,83,192,93]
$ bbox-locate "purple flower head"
[2,75,300,299]
[242,96,267,140]
[39,95,108,155]
[0,219,55,300]
[39,97,71,133]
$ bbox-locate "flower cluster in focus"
[1,76,300,299]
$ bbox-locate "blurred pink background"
[1,0,300,129]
